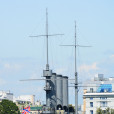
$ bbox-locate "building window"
[90,110,93,114]
[90,97,93,100]
[100,101,107,107]
[90,102,93,107]
[100,97,107,99]
[90,88,93,93]
[102,110,106,113]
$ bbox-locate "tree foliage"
[96,107,103,114]
[0,99,20,114]
[96,107,114,114]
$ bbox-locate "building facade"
[15,95,35,105]
[0,91,13,101]
[83,74,114,114]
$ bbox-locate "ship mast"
[46,9,49,70]
[60,22,91,114]
[75,22,78,114]
[60,22,78,114]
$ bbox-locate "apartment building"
[83,74,114,114]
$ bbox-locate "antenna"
[75,21,78,114]
[46,8,49,70]
[60,21,91,114]
[30,8,64,70]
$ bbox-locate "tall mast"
[74,22,91,114]
[60,22,89,114]
[46,8,49,70]
[60,22,78,114]
[75,22,76,73]
[75,22,78,114]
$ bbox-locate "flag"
[22,106,30,114]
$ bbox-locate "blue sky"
[0,0,114,105]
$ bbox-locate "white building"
[35,100,41,106]
[14,95,35,105]
[0,91,13,101]
[83,74,114,114]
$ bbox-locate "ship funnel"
[56,74,63,110]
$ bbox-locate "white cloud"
[79,62,99,73]
[4,63,23,71]
[78,62,99,82]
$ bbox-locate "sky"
[0,0,114,105]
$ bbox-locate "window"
[90,97,93,100]
[90,102,93,107]
[100,97,107,99]
[102,110,106,113]
[90,110,93,114]
[100,101,107,107]
[90,88,93,93]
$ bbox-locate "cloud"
[79,62,99,73]
[78,62,99,82]
[4,63,24,71]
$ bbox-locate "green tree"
[106,107,110,114]
[96,107,103,114]
[0,99,20,114]
[0,105,3,114]
[96,107,114,114]
[111,109,114,114]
